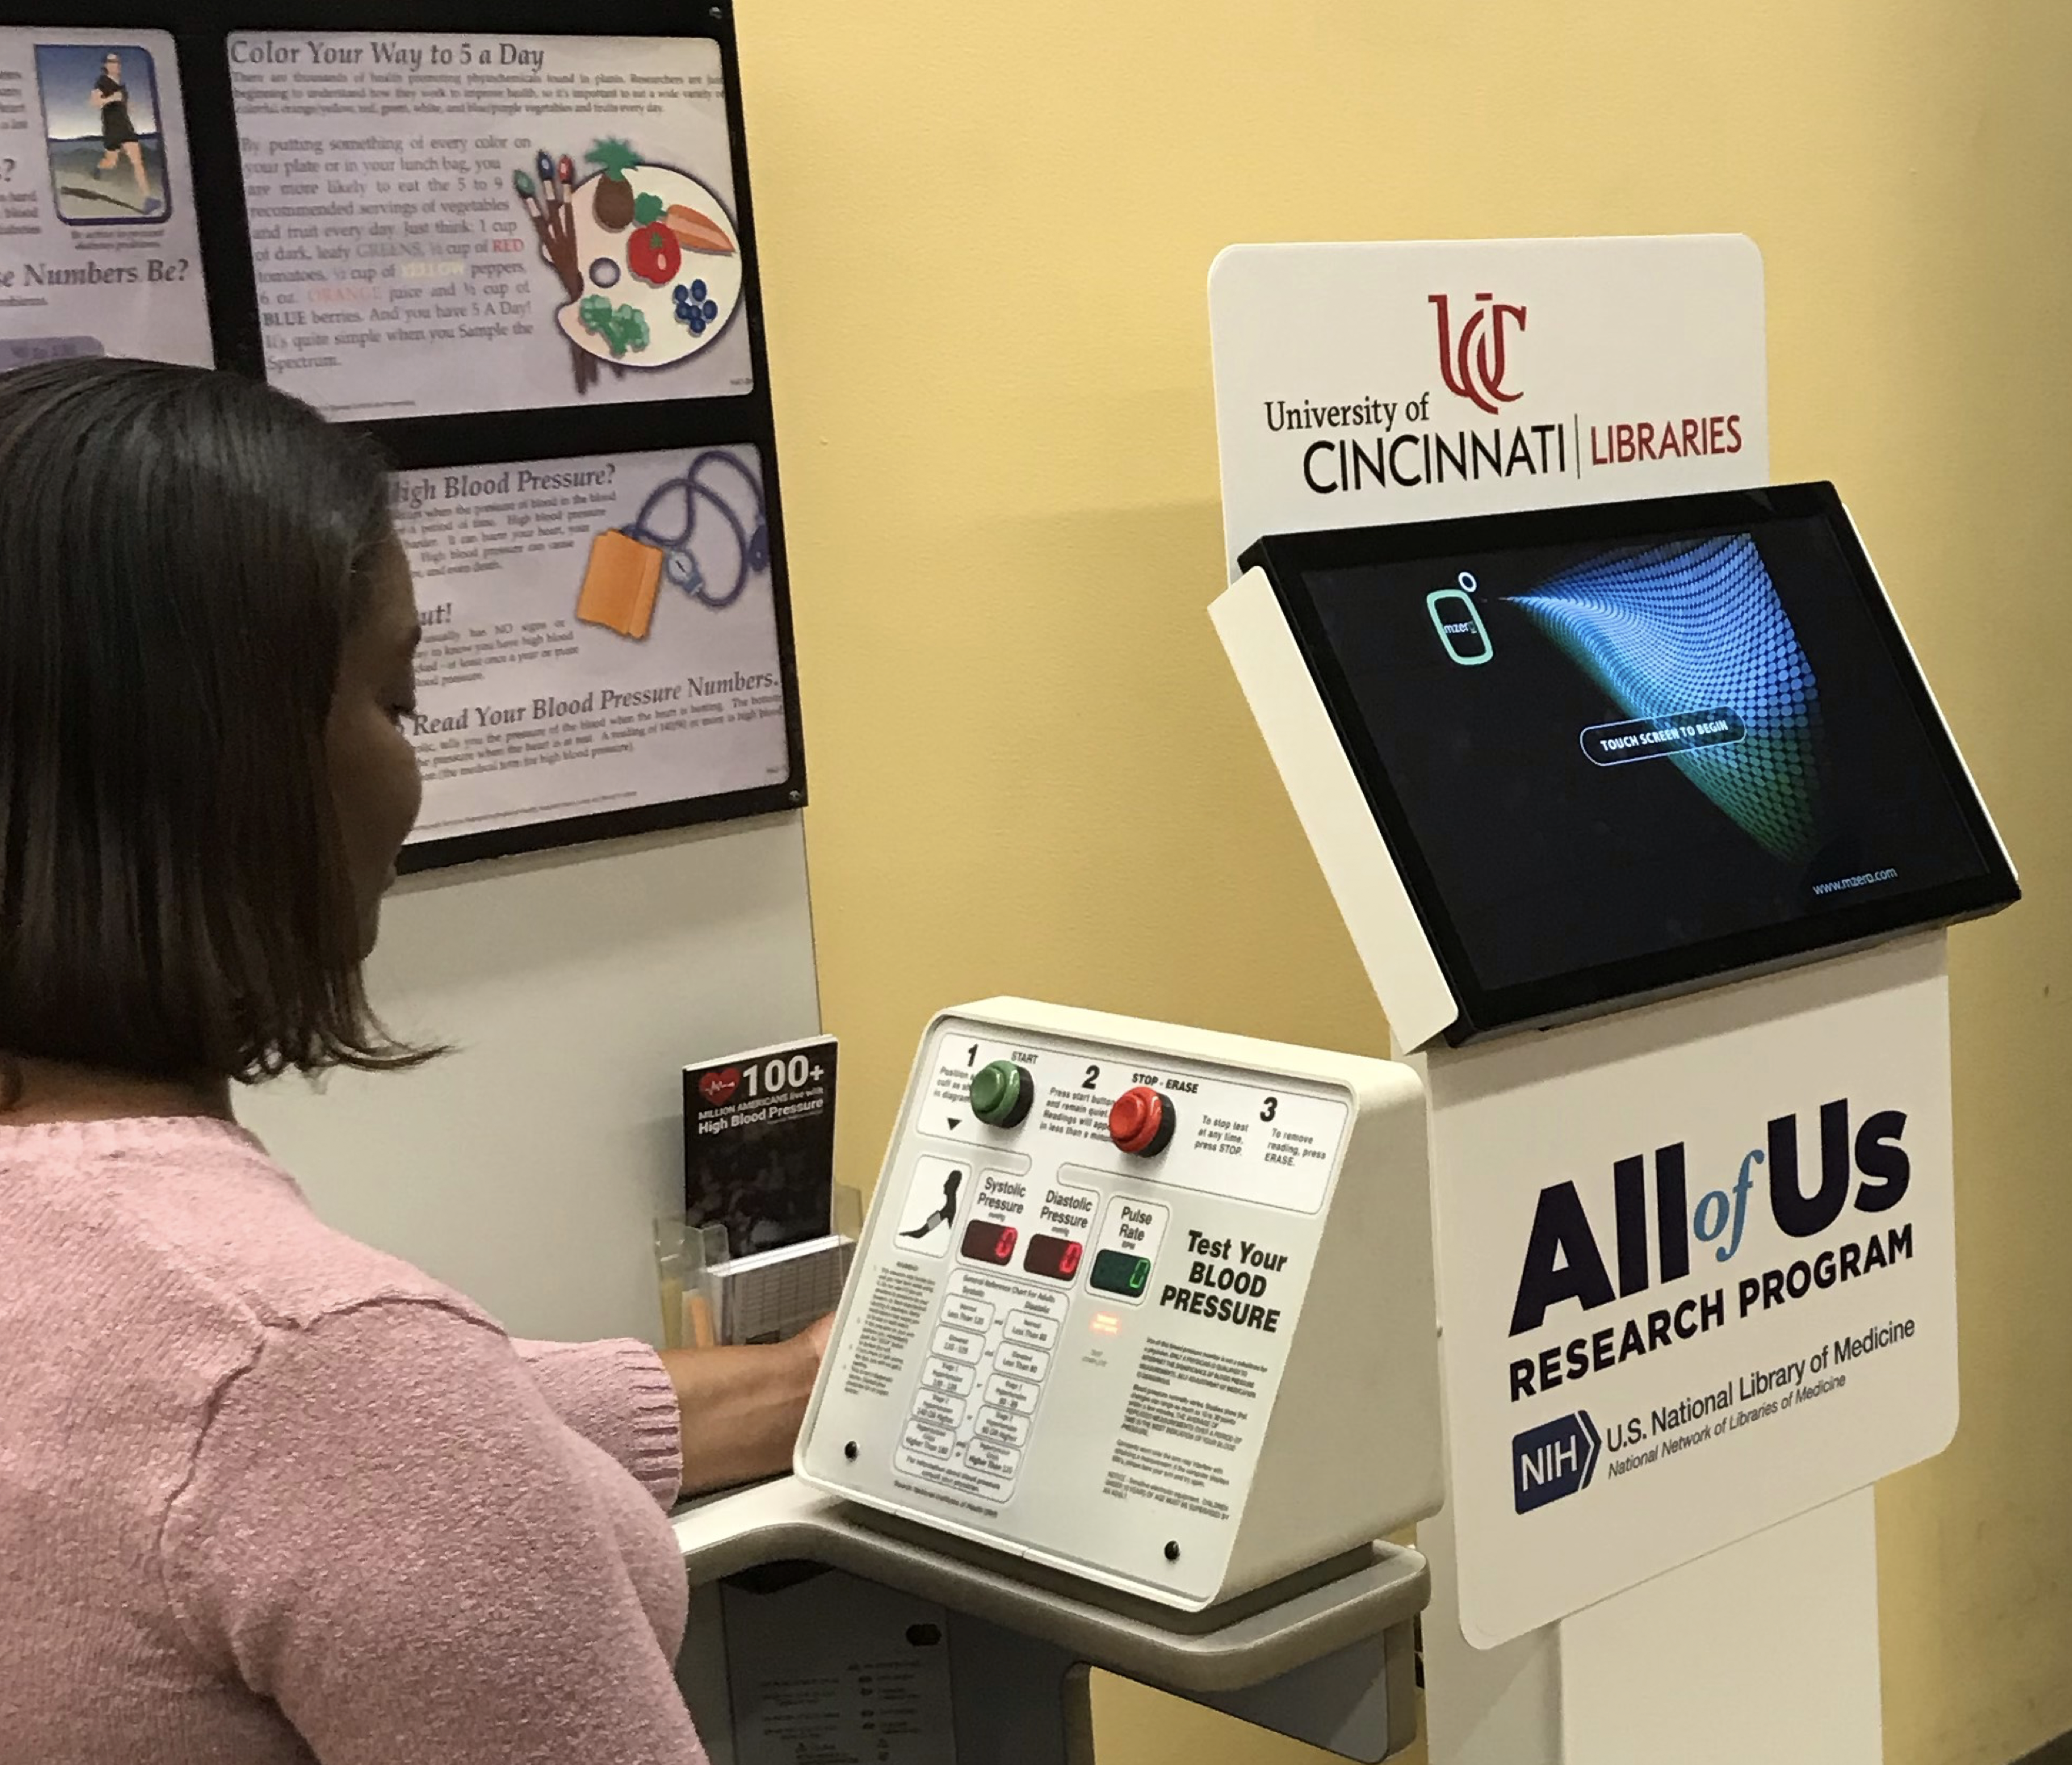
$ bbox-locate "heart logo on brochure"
[698,1067,741,1105]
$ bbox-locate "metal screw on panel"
[845,1441,859,1461]
[1164,1541,1181,1562]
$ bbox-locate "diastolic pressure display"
[1245,484,2017,1040]
[1023,1234,1084,1281]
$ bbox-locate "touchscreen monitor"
[1243,484,2016,1042]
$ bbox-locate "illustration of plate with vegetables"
[528,139,743,371]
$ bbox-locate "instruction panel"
[802,1016,1350,1608]
[721,1570,956,1765]
[227,31,749,417]
[0,27,212,367]
[393,442,791,845]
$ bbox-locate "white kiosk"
[676,1000,1448,1762]
[1212,479,2017,1757]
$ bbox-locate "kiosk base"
[1424,1489,1882,1764]
[673,1477,1428,1763]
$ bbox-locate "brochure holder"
[656,1181,865,1350]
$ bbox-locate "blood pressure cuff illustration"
[574,449,772,642]
[576,527,664,640]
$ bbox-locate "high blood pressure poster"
[0,27,212,367]
[0,2,804,867]
[396,444,788,845]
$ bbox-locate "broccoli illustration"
[577,295,650,357]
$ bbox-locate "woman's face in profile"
[325,539,422,958]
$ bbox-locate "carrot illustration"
[665,203,736,256]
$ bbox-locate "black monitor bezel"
[1241,482,2019,1044]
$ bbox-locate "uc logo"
[1428,572,1494,666]
[1430,291,1527,415]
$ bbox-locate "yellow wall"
[737,3,2072,1759]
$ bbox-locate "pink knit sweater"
[0,1115,709,1763]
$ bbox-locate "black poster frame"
[0,0,807,871]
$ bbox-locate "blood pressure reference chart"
[224,31,749,419]
[0,26,211,367]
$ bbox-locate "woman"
[0,358,816,1761]
[90,51,157,213]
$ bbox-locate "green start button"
[969,1059,1033,1128]
[1090,1249,1151,1298]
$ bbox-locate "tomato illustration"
[627,220,682,288]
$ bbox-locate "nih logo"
[1513,1411,1602,1515]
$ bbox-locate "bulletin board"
[0,0,807,870]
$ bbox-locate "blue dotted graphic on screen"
[1510,535,1826,862]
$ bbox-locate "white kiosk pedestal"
[1403,931,1950,1763]
[1422,1490,1882,1764]
[1203,234,2004,1762]
[1405,933,1946,1765]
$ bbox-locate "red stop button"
[1109,1086,1177,1157]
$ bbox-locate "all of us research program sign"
[1209,236,1960,1647]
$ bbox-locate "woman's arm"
[514,1319,828,1504]
[511,1338,684,1506]
[161,1300,707,1765]
[660,1314,831,1496]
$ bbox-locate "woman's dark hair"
[0,357,420,1082]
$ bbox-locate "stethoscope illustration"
[621,451,770,610]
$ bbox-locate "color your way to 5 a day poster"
[228,31,749,419]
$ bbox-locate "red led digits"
[1023,1235,1083,1281]
[960,1221,1017,1264]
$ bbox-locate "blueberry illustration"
[589,258,621,289]
[689,312,706,335]
[702,299,719,322]
[690,279,707,302]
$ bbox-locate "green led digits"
[1091,1249,1151,1297]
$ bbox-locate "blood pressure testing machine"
[674,999,1443,1763]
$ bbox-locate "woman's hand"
[795,1311,836,1368]
[658,1316,835,1499]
